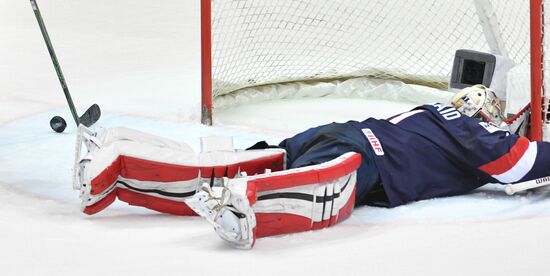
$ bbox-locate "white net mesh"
[210,0,544,107]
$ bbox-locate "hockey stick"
[30,0,100,127]
[504,176,550,195]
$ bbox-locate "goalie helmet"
[451,84,505,125]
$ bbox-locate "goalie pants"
[280,122,388,206]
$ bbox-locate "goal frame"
[201,0,546,141]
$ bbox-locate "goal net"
[201,0,547,140]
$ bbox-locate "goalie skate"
[186,182,257,249]
[73,125,102,192]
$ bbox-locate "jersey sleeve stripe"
[490,142,537,183]
[478,137,538,183]
[479,137,529,175]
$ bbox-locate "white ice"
[2,1,550,275]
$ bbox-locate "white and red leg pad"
[79,137,285,216]
[242,152,361,239]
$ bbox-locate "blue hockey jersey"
[350,103,550,207]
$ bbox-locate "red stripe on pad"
[239,153,285,175]
[254,187,356,237]
[84,188,197,216]
[199,153,285,178]
[83,192,117,215]
[251,153,361,192]
[90,156,200,195]
[199,164,240,179]
[117,189,196,216]
[120,156,199,182]
[336,187,355,223]
[90,156,122,195]
[478,137,530,175]
[255,213,315,237]
[246,182,258,206]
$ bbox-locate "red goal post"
[531,0,544,141]
[201,0,547,141]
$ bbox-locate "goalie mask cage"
[201,0,547,141]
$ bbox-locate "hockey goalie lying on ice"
[72,85,550,249]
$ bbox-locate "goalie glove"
[504,104,530,137]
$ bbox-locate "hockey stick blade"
[79,104,101,127]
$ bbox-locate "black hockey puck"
[50,116,67,133]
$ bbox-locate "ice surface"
[2,1,550,275]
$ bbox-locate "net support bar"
[474,0,507,56]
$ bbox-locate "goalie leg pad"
[79,141,200,215]
[75,127,286,215]
[248,152,360,237]
[186,152,361,248]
